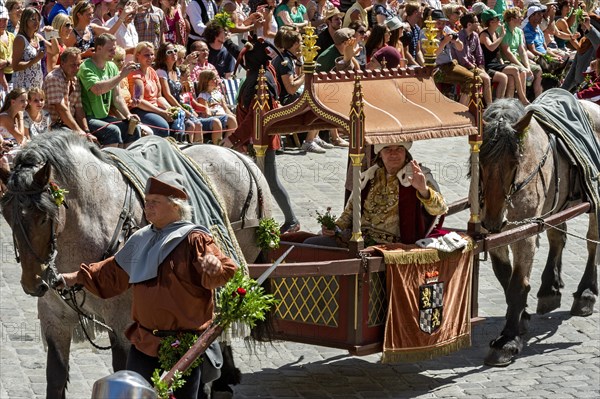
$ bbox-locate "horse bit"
[7,182,137,350]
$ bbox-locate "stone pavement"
[1,136,598,398]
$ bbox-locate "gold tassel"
[381,334,471,364]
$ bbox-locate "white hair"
[170,197,193,221]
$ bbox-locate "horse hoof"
[484,336,523,367]
[537,293,561,315]
[571,289,597,317]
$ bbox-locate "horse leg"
[39,298,75,399]
[490,245,512,293]
[537,223,567,314]
[571,214,599,316]
[485,236,535,367]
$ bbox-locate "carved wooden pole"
[253,67,270,172]
[348,75,365,256]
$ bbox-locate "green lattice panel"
[368,272,387,326]
[271,276,340,327]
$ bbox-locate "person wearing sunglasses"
[44,12,71,71]
[348,20,367,68]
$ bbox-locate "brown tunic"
[75,230,238,357]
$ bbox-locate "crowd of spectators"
[1,0,600,161]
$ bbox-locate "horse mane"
[1,131,113,217]
[479,98,526,168]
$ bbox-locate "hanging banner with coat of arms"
[373,239,473,363]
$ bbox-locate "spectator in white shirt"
[105,0,138,60]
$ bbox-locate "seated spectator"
[221,0,262,43]
[0,88,28,145]
[443,3,467,31]
[43,47,91,135]
[155,42,203,142]
[365,24,390,62]
[11,7,44,90]
[371,0,395,26]
[128,41,177,138]
[189,39,217,82]
[342,0,369,29]
[78,33,140,147]
[403,2,425,67]
[196,69,237,143]
[348,20,367,68]
[0,6,15,93]
[105,0,138,60]
[454,12,494,106]
[555,1,581,51]
[316,27,359,72]
[501,7,542,99]
[204,21,237,78]
[304,141,447,248]
[23,87,50,137]
[316,7,344,56]
[45,13,72,71]
[179,63,216,143]
[480,9,528,104]
[523,5,568,69]
[576,46,600,103]
[386,16,408,62]
[367,45,402,69]
[275,0,309,29]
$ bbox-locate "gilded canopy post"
[253,66,270,171]
[468,68,483,234]
[421,17,439,67]
[349,75,365,254]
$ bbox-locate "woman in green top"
[500,7,542,101]
[275,0,309,29]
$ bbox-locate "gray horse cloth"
[104,137,245,268]
[527,88,600,213]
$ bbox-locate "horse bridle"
[6,185,62,290]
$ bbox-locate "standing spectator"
[186,0,218,42]
[0,6,15,94]
[155,42,203,142]
[78,33,141,147]
[6,0,23,33]
[134,0,167,51]
[342,0,369,28]
[275,0,309,29]
[41,0,55,26]
[47,0,71,25]
[43,47,91,135]
[480,8,528,104]
[307,0,335,33]
[105,0,138,60]
[371,0,395,26]
[160,0,189,46]
[555,0,581,51]
[562,12,599,92]
[45,12,71,71]
[454,12,494,105]
[222,0,261,44]
[404,2,424,67]
[23,87,50,136]
[204,20,236,78]
[66,2,96,58]
[256,0,278,43]
[316,7,343,56]
[91,0,112,26]
[128,41,174,138]
[11,7,44,90]
[0,88,27,144]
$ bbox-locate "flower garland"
[48,182,68,207]
[152,268,278,398]
[213,12,235,30]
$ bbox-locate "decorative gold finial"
[421,17,439,66]
[302,26,320,73]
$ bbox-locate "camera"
[133,63,141,70]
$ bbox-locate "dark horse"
[479,97,599,366]
[0,131,271,398]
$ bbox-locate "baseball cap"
[333,28,355,45]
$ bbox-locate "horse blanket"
[104,137,246,267]
[527,88,600,213]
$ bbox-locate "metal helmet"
[92,370,158,399]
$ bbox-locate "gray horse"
[0,131,271,398]
[479,97,599,367]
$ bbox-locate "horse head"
[479,99,529,233]
[1,162,63,297]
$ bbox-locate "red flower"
[171,340,180,348]
[236,287,247,297]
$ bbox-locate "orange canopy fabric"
[265,76,477,143]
